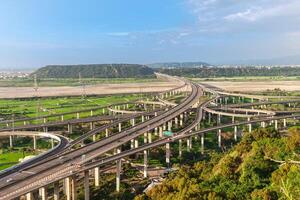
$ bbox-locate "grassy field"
[0,150,36,170]
[0,94,143,121]
[0,77,159,87]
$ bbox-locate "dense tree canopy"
[32,64,155,78]
[136,128,300,200]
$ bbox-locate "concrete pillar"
[71,175,77,200]
[26,192,33,200]
[166,143,170,167]
[201,133,204,154]
[168,121,172,131]
[51,138,55,148]
[159,126,163,138]
[65,177,72,200]
[179,139,182,157]
[142,115,145,123]
[95,167,100,187]
[148,132,152,143]
[187,138,190,152]
[116,160,122,192]
[33,136,37,150]
[118,123,122,132]
[261,121,266,128]
[134,139,139,148]
[76,112,80,119]
[248,118,252,133]
[53,181,60,200]
[232,116,235,123]
[283,118,287,127]
[217,114,221,125]
[180,114,183,126]
[130,139,134,149]
[68,124,73,134]
[9,135,13,148]
[275,120,278,130]
[144,133,148,144]
[90,110,93,116]
[90,122,94,130]
[43,118,47,124]
[43,126,48,133]
[105,128,109,137]
[61,115,64,121]
[84,170,90,200]
[218,129,221,148]
[208,113,211,124]
[40,187,47,200]
[143,150,148,178]
[131,118,135,127]
[234,126,238,141]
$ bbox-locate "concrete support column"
[43,126,48,133]
[53,181,60,200]
[168,121,172,131]
[283,118,287,127]
[40,187,47,200]
[116,160,122,192]
[232,116,235,123]
[217,114,221,125]
[144,133,148,144]
[141,115,145,123]
[26,192,33,200]
[33,136,37,150]
[175,117,178,128]
[180,114,183,126]
[218,129,222,148]
[143,150,148,178]
[148,132,152,143]
[187,138,190,152]
[61,115,64,121]
[159,126,163,138]
[131,118,135,127]
[94,167,100,187]
[248,118,252,133]
[84,170,90,200]
[76,112,80,119]
[274,120,278,130]
[118,123,122,132]
[51,138,55,149]
[43,118,47,124]
[68,124,73,134]
[65,177,72,200]
[90,110,93,116]
[90,122,94,130]
[201,133,204,154]
[166,143,170,167]
[234,126,238,141]
[105,128,109,137]
[208,113,211,124]
[130,139,134,149]
[134,139,139,148]
[9,135,13,148]
[179,139,182,157]
[261,121,266,128]
[71,175,77,200]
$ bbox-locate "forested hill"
[32,64,155,78]
[157,66,300,77]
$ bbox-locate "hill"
[32,64,155,78]
[157,66,300,77]
[149,62,211,68]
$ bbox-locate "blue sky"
[1,0,300,68]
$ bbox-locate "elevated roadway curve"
[0,77,200,199]
[0,131,69,179]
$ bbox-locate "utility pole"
[79,72,86,98]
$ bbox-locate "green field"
[0,94,143,122]
[0,150,36,170]
[0,77,159,87]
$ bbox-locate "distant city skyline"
[1,0,300,68]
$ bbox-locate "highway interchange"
[0,74,299,200]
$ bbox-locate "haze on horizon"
[1,0,300,68]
